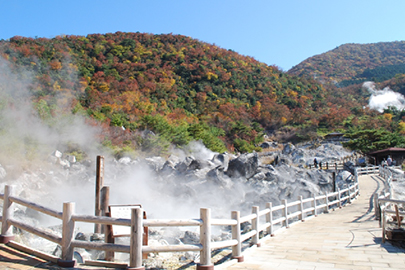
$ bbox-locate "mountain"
[288,41,405,154]
[2,33,403,156]
[288,41,405,87]
[0,32,339,155]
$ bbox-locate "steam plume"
[363,81,405,112]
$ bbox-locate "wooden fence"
[0,167,372,269]
[380,198,405,243]
[376,166,405,242]
[306,153,366,170]
[374,166,396,221]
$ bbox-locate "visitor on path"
[314,158,318,168]
[387,155,392,166]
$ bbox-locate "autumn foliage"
[0,32,392,154]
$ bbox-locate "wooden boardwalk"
[220,174,405,270]
[0,174,404,269]
[0,244,111,270]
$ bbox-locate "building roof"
[367,147,405,155]
[325,132,344,137]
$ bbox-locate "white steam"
[0,56,101,163]
[169,140,217,161]
[363,81,405,112]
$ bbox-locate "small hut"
[367,148,405,166]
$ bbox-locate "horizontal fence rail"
[375,166,395,221]
[0,166,372,269]
[380,198,405,243]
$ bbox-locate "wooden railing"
[307,153,362,170]
[376,167,405,243]
[375,166,395,221]
[0,168,367,269]
[380,198,405,243]
[357,165,380,175]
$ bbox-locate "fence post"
[129,208,145,270]
[313,195,317,216]
[338,189,342,208]
[105,211,114,261]
[267,202,274,236]
[95,155,105,233]
[299,196,305,221]
[348,186,352,204]
[382,209,386,243]
[324,192,329,213]
[0,185,15,243]
[374,193,380,221]
[58,202,76,268]
[100,186,110,235]
[198,208,213,270]
[264,202,273,237]
[282,199,289,228]
[231,211,243,262]
[251,206,260,247]
[332,172,336,192]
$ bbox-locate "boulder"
[344,161,356,175]
[53,150,63,158]
[118,157,132,165]
[282,143,296,155]
[336,170,353,190]
[188,159,211,170]
[211,153,230,170]
[180,231,200,245]
[260,141,272,148]
[226,153,258,179]
[175,156,195,173]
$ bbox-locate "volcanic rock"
[226,152,258,179]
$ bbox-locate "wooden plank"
[143,244,202,253]
[84,260,128,268]
[9,219,61,244]
[7,241,59,263]
[72,214,131,226]
[144,219,202,227]
[211,218,237,226]
[9,196,62,219]
[72,240,130,253]
[211,239,238,250]
[240,213,256,223]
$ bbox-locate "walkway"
[221,174,405,270]
[0,175,404,269]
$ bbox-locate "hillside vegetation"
[0,32,402,156]
[288,41,405,154]
[288,41,405,87]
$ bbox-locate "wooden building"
[367,147,405,166]
[324,132,348,142]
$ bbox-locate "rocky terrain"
[0,140,357,268]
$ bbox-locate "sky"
[1,0,405,71]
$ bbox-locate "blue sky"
[1,0,405,71]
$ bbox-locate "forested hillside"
[288,41,405,154]
[0,32,353,155]
[288,41,405,87]
[0,32,401,156]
